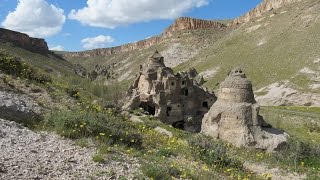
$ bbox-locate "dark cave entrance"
[166,106,172,117]
[140,102,155,115]
[172,120,185,130]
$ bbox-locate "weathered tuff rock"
[164,17,227,37]
[201,68,288,152]
[0,28,49,53]
[0,90,42,123]
[64,17,226,58]
[228,0,300,26]
[123,51,216,132]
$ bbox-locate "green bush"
[188,134,243,169]
[0,52,51,84]
[274,138,320,168]
[92,154,105,163]
[141,162,181,180]
[43,110,143,148]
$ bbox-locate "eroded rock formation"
[201,68,288,152]
[229,0,300,26]
[0,28,49,53]
[123,51,216,132]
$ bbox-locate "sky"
[0,0,263,52]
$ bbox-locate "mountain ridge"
[63,17,227,58]
[228,0,300,26]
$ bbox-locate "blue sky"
[0,0,263,52]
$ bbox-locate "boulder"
[0,90,42,124]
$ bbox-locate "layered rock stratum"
[164,17,226,37]
[0,28,49,53]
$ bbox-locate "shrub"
[92,154,105,163]
[141,162,181,179]
[274,138,320,168]
[0,51,51,84]
[187,134,243,169]
[43,109,143,148]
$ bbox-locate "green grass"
[92,154,105,163]
[261,106,320,144]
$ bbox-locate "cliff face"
[65,36,162,58]
[0,28,49,53]
[229,0,300,26]
[64,17,226,58]
[164,17,227,37]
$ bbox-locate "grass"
[92,154,105,163]
[261,106,320,144]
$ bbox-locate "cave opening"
[140,102,155,115]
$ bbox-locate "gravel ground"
[0,119,141,180]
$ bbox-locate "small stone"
[154,127,173,137]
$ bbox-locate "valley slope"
[63,0,320,106]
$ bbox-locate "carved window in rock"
[171,82,175,86]
[182,81,185,85]
[166,106,172,117]
[202,101,208,108]
[184,89,189,96]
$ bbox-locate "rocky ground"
[0,119,141,180]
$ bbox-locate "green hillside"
[179,0,320,92]
[64,0,320,102]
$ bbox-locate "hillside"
[1,0,320,179]
[64,0,320,106]
[64,17,229,85]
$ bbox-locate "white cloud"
[81,35,115,50]
[50,45,64,51]
[69,0,209,28]
[1,0,65,38]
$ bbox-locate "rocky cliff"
[64,17,226,58]
[229,0,300,26]
[164,17,227,37]
[0,28,49,53]
[65,36,162,58]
